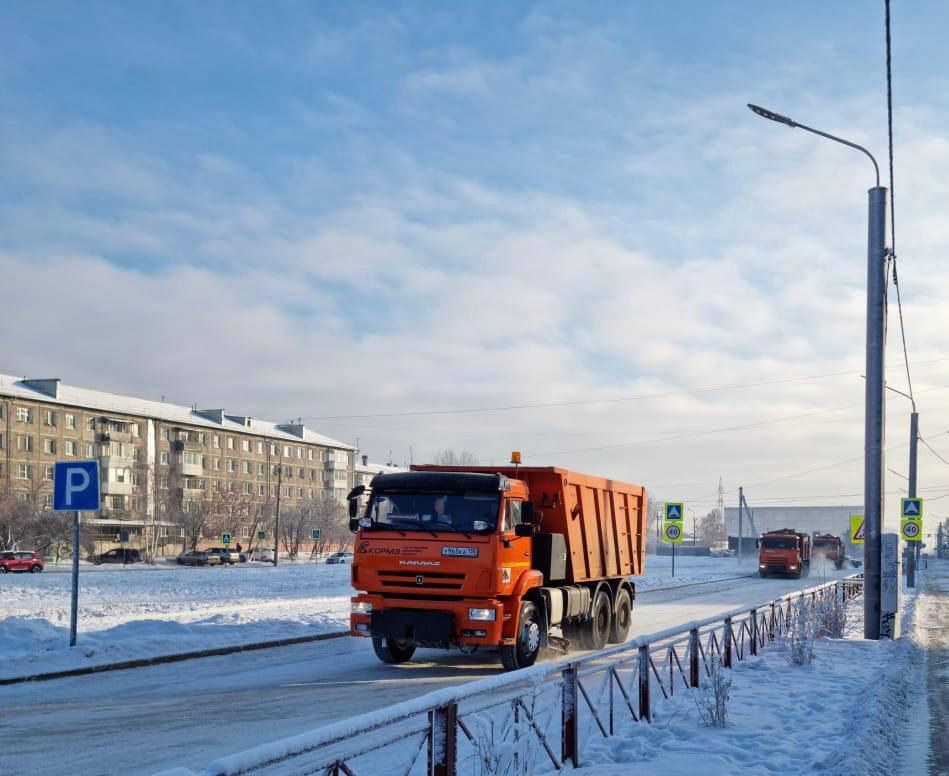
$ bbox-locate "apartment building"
[0,374,356,554]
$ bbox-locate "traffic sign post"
[312,528,321,541]
[222,532,232,546]
[900,519,922,542]
[664,519,683,577]
[258,531,267,541]
[665,503,684,522]
[53,461,101,648]
[901,497,923,519]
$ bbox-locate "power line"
[885,0,915,406]
[919,433,949,468]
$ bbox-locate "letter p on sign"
[53,461,101,512]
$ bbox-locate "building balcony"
[98,431,132,444]
[101,454,134,469]
[102,480,133,496]
[172,440,204,453]
[176,461,203,477]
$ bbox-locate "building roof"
[0,373,355,450]
[355,460,405,476]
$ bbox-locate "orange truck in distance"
[757,529,811,578]
[347,463,646,670]
[812,533,846,569]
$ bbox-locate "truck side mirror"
[521,501,535,524]
[348,499,359,519]
[348,518,360,533]
[515,523,538,538]
[755,538,759,548]
[347,484,365,503]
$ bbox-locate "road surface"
[0,568,855,775]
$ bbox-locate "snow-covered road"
[0,566,856,776]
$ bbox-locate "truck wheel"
[608,589,632,644]
[372,637,416,664]
[501,601,542,671]
[580,590,612,651]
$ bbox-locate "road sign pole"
[907,412,918,587]
[70,510,80,647]
[738,486,743,565]
[864,185,888,641]
[672,538,675,578]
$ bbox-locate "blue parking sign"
[258,531,267,540]
[53,461,100,512]
[312,528,321,540]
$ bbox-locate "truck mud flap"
[370,609,453,647]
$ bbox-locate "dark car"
[88,548,142,565]
[176,550,221,567]
[207,547,239,565]
[0,550,44,573]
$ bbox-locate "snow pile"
[637,554,755,591]
[0,563,352,679]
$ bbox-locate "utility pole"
[864,185,888,639]
[738,486,743,565]
[906,411,919,587]
[273,459,283,567]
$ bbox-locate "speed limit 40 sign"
[664,521,683,543]
[901,518,922,542]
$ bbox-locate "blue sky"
[4,1,949,530]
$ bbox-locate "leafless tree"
[430,449,479,466]
[279,505,313,559]
[308,497,350,557]
[696,508,726,547]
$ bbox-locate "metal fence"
[194,575,863,776]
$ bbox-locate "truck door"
[501,500,532,572]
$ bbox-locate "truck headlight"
[788,565,797,570]
[759,564,766,568]
[468,608,496,621]
[351,601,372,615]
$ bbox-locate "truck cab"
[812,534,845,569]
[758,529,811,578]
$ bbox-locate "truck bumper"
[350,594,504,646]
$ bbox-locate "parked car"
[0,550,44,573]
[249,547,274,563]
[88,548,142,565]
[325,551,354,565]
[207,547,239,565]
[176,550,221,567]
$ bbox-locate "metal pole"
[672,538,675,578]
[907,411,918,587]
[738,486,743,565]
[864,186,888,640]
[69,510,80,647]
[273,461,282,567]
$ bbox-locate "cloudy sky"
[4,1,949,534]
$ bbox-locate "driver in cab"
[423,496,451,525]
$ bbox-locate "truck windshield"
[761,538,797,549]
[367,491,500,533]
[814,539,838,549]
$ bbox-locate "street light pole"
[747,104,887,640]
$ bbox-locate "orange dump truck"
[812,534,845,569]
[348,464,646,670]
[757,529,811,578]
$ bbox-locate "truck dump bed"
[411,465,646,583]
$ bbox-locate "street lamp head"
[747,103,797,127]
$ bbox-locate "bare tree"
[309,497,350,557]
[174,495,212,552]
[430,449,479,466]
[207,487,255,547]
[696,508,726,547]
[279,505,312,559]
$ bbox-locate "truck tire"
[608,588,632,644]
[372,637,416,664]
[580,590,612,651]
[501,601,542,671]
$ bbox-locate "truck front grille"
[377,570,465,591]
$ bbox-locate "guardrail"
[187,575,863,776]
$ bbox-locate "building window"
[183,451,202,466]
[271,485,278,497]
[161,428,170,441]
[43,438,57,455]
[131,472,139,486]
[131,423,140,437]
[258,463,265,476]
[228,481,235,493]
[282,445,290,457]
[270,443,277,456]
[160,451,169,465]
[285,486,292,498]
[297,447,304,458]
[298,468,304,479]
[45,466,54,481]
[159,475,169,489]
[299,487,305,498]
[320,450,326,461]
[242,439,251,452]
[64,440,76,456]
[16,464,31,480]
[242,461,252,474]
[308,488,314,499]
[44,410,56,426]
[197,432,206,444]
[258,484,266,496]
[114,468,127,484]
[227,459,236,473]
[65,414,76,430]
[213,435,220,448]
[17,435,33,452]
[87,416,96,431]
[17,407,33,423]
[257,441,264,454]
[335,470,347,482]
[0,433,4,450]
[85,442,95,457]
[227,437,235,450]
[243,482,252,495]
[213,458,221,471]
[308,449,314,461]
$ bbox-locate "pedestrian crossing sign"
[665,502,683,522]
[850,515,864,545]
[901,498,923,518]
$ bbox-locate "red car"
[0,550,44,573]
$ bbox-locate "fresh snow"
[0,554,752,680]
